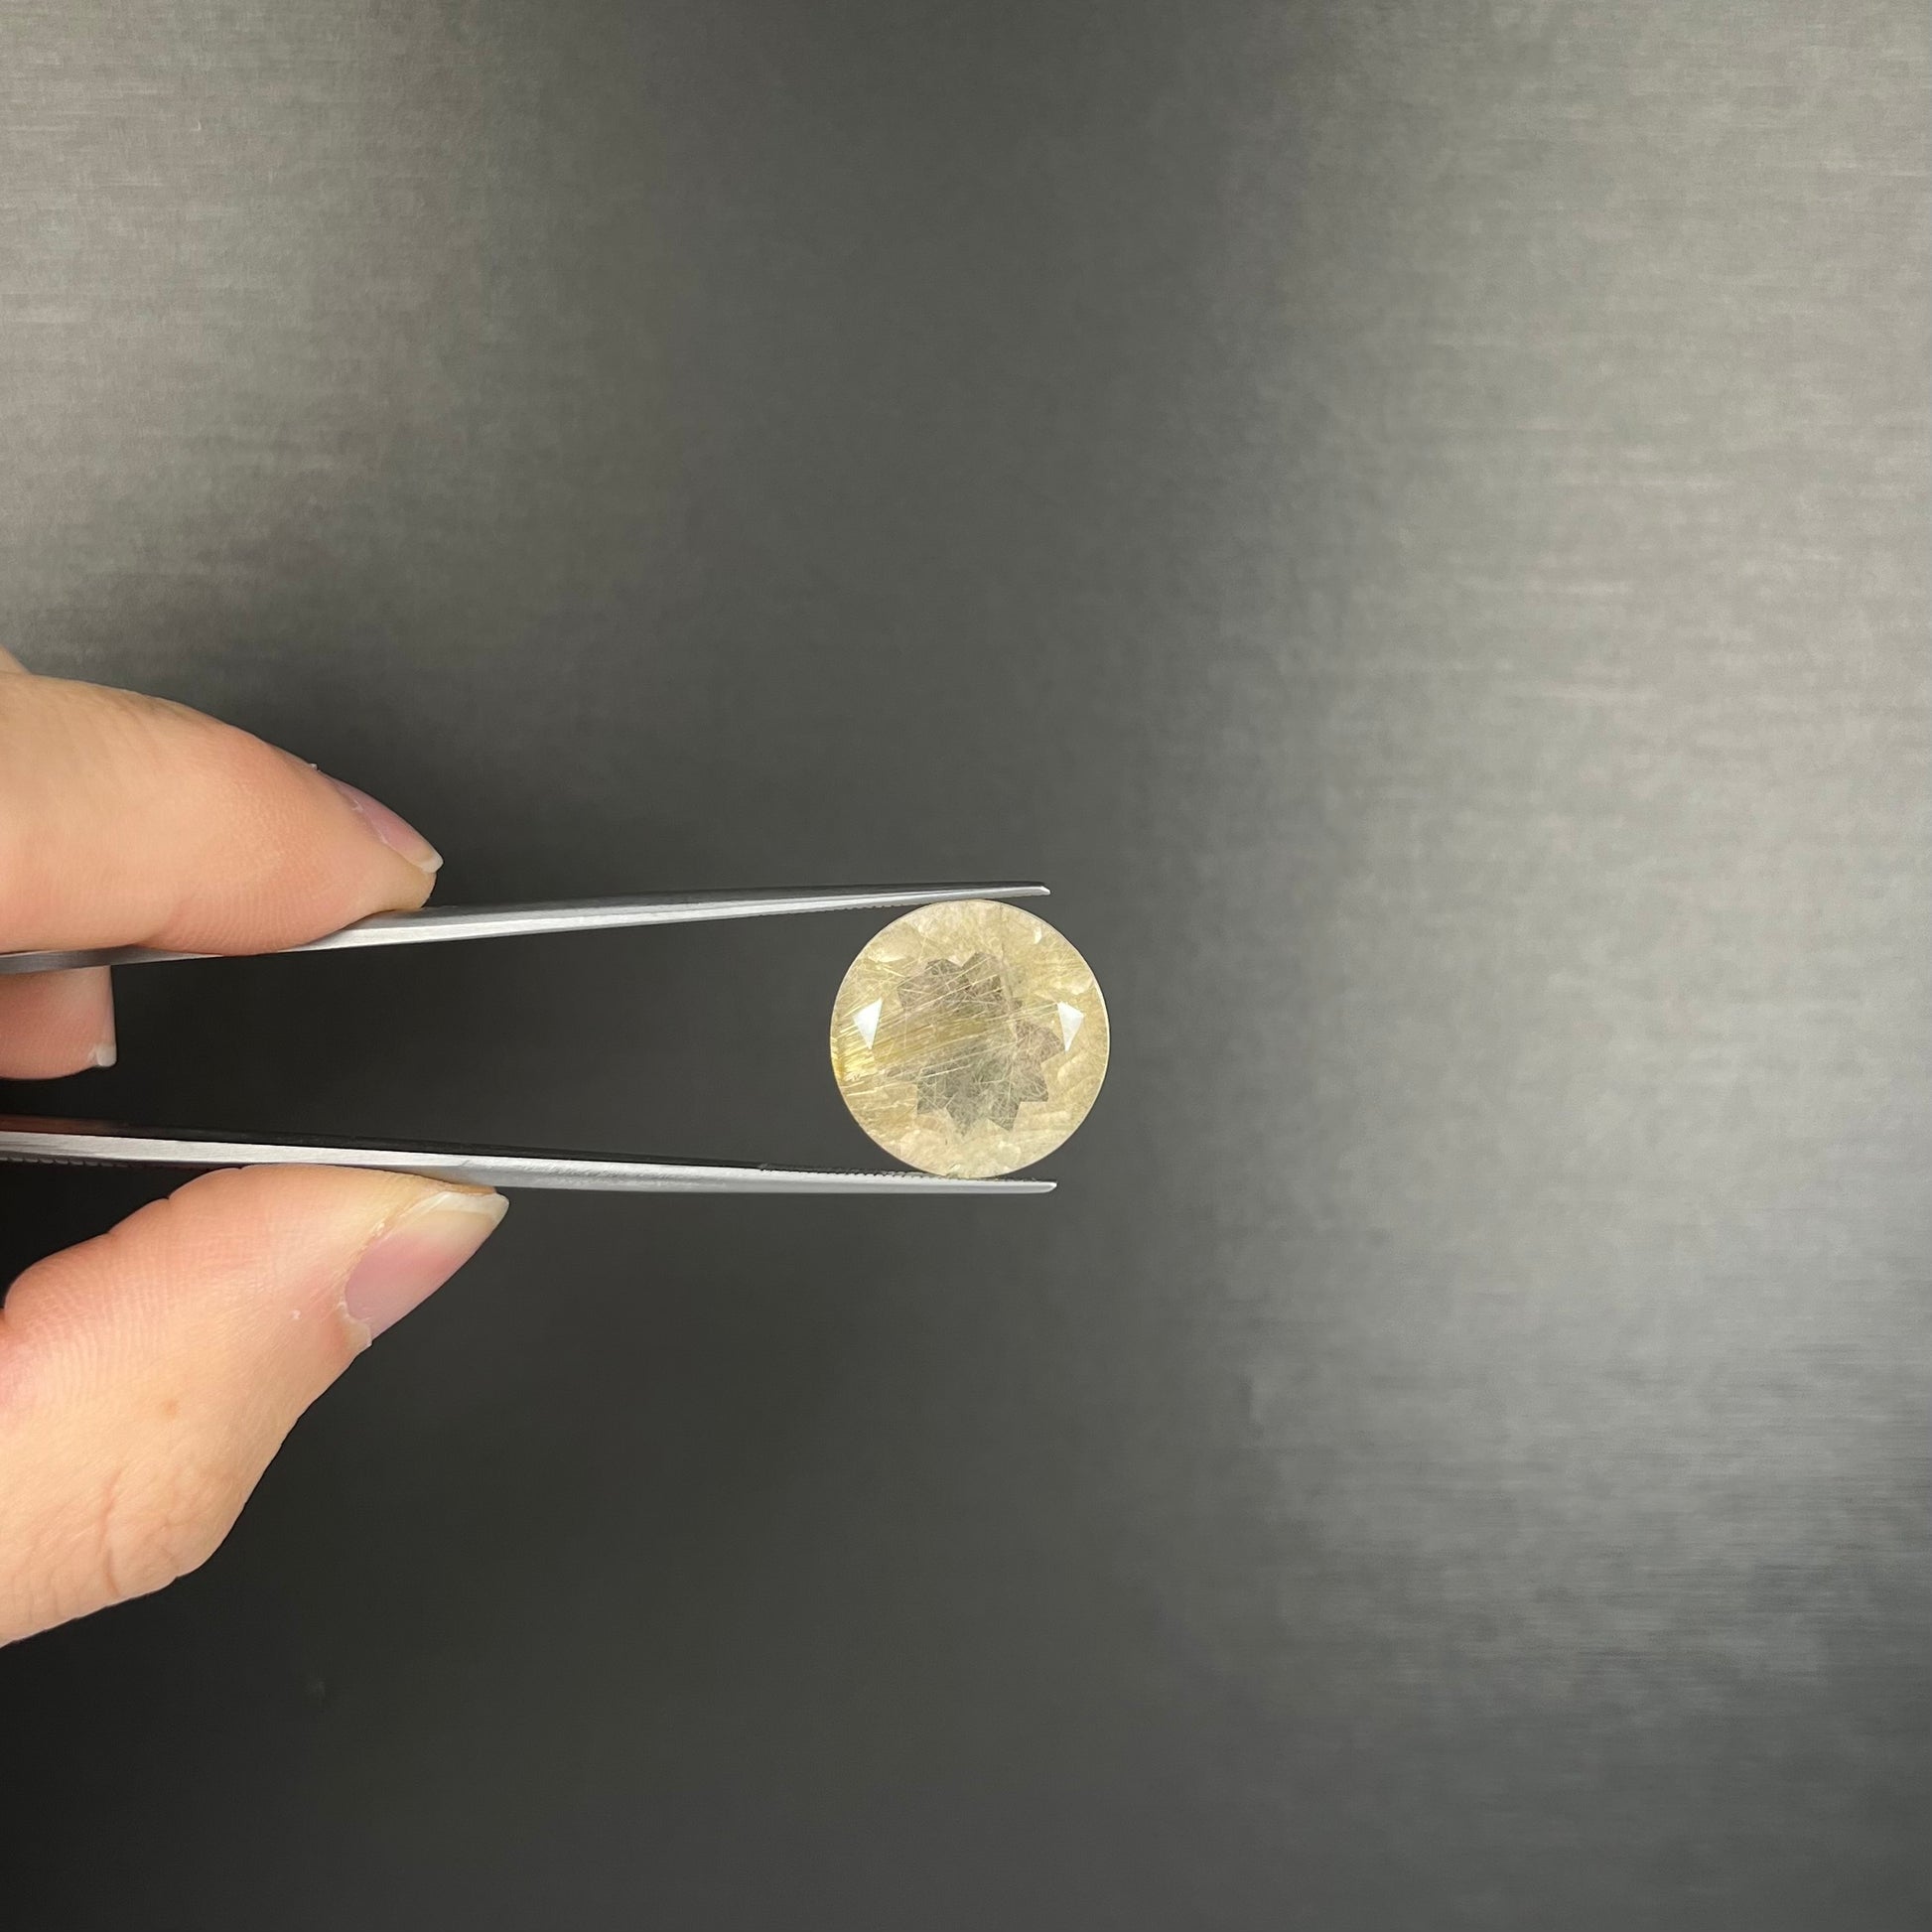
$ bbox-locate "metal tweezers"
[0,884,1053,1195]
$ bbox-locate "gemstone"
[829,898,1109,1177]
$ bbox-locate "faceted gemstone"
[829,898,1109,1177]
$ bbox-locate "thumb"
[0,1166,505,1646]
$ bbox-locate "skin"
[0,651,506,1645]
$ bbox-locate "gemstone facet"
[830,898,1109,1177]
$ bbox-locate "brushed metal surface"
[0,1118,1053,1195]
[0,883,1049,975]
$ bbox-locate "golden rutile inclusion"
[830,898,1109,1177]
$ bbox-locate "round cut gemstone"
[830,898,1109,1177]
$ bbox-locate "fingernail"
[343,1190,507,1339]
[324,775,443,876]
[74,966,115,1066]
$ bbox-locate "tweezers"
[0,884,1053,1196]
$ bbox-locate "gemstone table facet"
[829,898,1109,1178]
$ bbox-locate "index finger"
[0,668,442,1076]
[0,673,439,956]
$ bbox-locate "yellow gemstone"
[829,898,1109,1178]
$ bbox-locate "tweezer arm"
[0,1121,1053,1195]
[0,883,1048,976]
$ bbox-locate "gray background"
[0,4,1925,1928]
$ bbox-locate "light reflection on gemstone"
[829,898,1109,1178]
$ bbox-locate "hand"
[0,653,507,1646]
